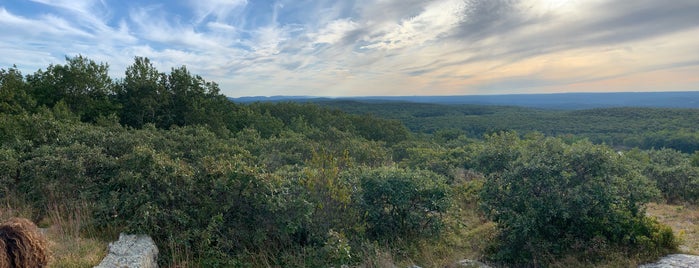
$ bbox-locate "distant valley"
[231,91,699,109]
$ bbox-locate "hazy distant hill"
[230,91,699,109]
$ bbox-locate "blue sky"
[1,0,699,97]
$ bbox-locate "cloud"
[2,0,699,97]
[360,0,467,50]
[28,0,100,14]
[249,26,287,56]
[0,7,91,38]
[189,0,247,23]
[129,6,222,50]
[0,3,136,74]
[310,18,359,45]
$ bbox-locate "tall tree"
[26,55,116,122]
[118,57,170,128]
[0,66,35,114]
[168,65,203,126]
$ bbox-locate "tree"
[118,57,170,128]
[169,66,204,126]
[0,66,35,114]
[26,55,117,122]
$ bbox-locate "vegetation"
[317,100,699,153]
[1,55,696,267]
[478,133,673,264]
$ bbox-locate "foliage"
[26,55,117,122]
[478,133,674,264]
[643,149,699,204]
[320,101,699,153]
[0,66,35,114]
[356,167,451,242]
[0,56,688,266]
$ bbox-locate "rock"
[639,254,699,268]
[94,233,159,268]
[454,259,492,268]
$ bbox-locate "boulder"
[639,254,699,268]
[94,233,158,268]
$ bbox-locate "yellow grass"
[646,202,699,255]
[44,226,106,268]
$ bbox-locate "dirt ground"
[646,202,699,255]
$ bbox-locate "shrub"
[478,133,672,264]
[356,167,451,242]
[645,148,699,204]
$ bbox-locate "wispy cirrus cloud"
[188,0,247,23]
[361,0,467,50]
[1,0,698,97]
[310,18,359,45]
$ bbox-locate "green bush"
[0,147,19,199]
[478,133,673,264]
[356,167,451,242]
[18,143,115,220]
[644,148,699,204]
[92,135,314,265]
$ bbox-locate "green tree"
[117,57,170,128]
[166,65,233,133]
[26,55,117,122]
[0,66,35,114]
[169,66,204,126]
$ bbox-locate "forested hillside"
[233,91,699,109]
[2,56,697,267]
[317,100,699,153]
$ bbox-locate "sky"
[1,0,699,97]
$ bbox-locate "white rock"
[639,254,699,268]
[94,233,158,268]
[455,259,492,268]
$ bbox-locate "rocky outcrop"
[639,254,699,268]
[94,233,158,268]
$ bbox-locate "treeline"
[1,56,409,144]
[318,100,699,153]
[1,56,697,266]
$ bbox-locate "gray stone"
[454,259,492,268]
[94,233,159,268]
[639,254,699,268]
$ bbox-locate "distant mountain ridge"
[230,91,699,110]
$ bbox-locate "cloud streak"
[1,0,698,97]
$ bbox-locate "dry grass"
[646,202,699,255]
[44,226,106,268]
[43,201,107,268]
[0,201,107,268]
